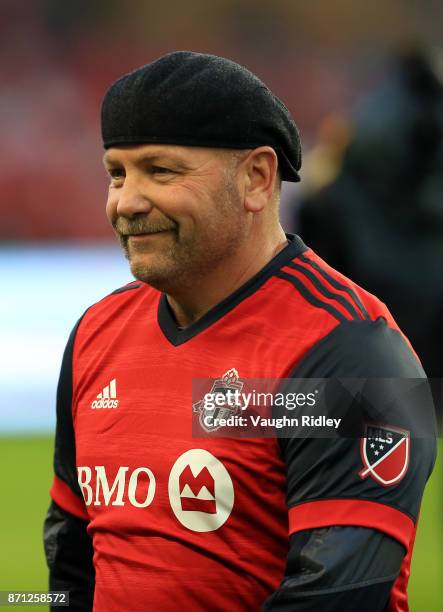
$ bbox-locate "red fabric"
[288,498,414,550]
[50,475,89,521]
[303,250,421,360]
[64,253,420,610]
[295,256,369,320]
[281,265,356,321]
[72,281,298,611]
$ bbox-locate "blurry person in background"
[43,51,435,611]
[297,47,443,381]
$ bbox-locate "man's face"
[104,144,247,291]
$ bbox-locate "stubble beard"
[116,180,247,293]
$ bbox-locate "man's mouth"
[127,229,171,236]
[120,229,175,248]
[127,231,168,239]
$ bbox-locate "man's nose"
[116,179,153,218]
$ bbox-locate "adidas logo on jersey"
[91,379,119,409]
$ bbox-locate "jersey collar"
[157,233,307,346]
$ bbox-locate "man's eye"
[109,168,125,179]
[151,166,174,175]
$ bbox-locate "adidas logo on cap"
[91,379,119,409]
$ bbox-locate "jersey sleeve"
[263,526,405,611]
[265,317,436,610]
[49,319,89,519]
[44,319,94,611]
[282,317,436,544]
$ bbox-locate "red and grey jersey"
[44,235,435,612]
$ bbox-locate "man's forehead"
[102,144,223,165]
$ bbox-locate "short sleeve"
[281,317,436,550]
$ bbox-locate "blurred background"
[0,0,441,609]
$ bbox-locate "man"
[44,51,435,611]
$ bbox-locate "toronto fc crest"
[359,424,410,487]
[193,368,245,432]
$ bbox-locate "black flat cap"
[101,51,302,182]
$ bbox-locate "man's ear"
[242,146,278,213]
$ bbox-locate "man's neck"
[166,228,288,328]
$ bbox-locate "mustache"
[114,217,178,236]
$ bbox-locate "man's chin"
[128,256,176,292]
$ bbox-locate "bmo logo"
[168,449,234,532]
[77,449,234,533]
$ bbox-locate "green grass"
[0,436,54,611]
[0,435,440,610]
[409,439,442,611]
